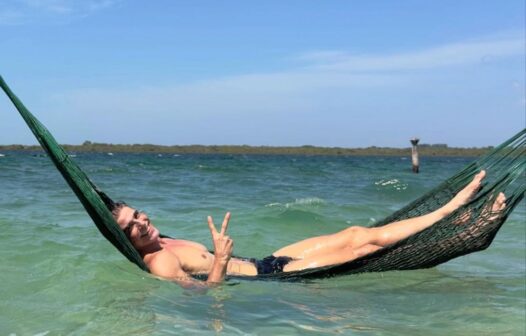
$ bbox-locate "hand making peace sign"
[207,212,234,263]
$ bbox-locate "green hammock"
[1,76,148,272]
[1,75,525,280]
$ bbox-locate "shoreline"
[0,143,493,157]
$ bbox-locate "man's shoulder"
[147,249,184,278]
[147,248,179,266]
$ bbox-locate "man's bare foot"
[454,191,507,226]
[454,192,507,243]
[489,192,506,215]
[442,170,486,216]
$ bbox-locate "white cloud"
[299,35,524,72]
[5,32,523,146]
[49,71,404,121]
[0,0,120,25]
[52,33,524,120]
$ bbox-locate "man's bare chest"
[161,239,214,272]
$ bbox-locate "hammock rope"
[1,75,524,280]
[0,76,148,272]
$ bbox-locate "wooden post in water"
[410,138,420,173]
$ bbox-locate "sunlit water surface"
[0,153,524,335]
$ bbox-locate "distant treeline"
[0,141,493,157]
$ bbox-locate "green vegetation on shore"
[0,141,493,157]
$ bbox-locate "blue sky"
[1,0,524,147]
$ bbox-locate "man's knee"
[342,226,373,247]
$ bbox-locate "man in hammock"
[112,170,506,287]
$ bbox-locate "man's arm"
[148,251,232,290]
[149,212,233,289]
[148,252,207,289]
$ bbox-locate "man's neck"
[136,238,163,257]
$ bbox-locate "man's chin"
[136,229,160,250]
[138,228,160,244]
[149,228,160,240]
[144,228,159,241]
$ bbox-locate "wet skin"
[115,170,506,285]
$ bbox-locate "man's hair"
[97,190,127,220]
[110,201,127,220]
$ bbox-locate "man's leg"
[274,171,488,264]
[364,170,487,246]
[282,243,383,272]
[282,190,506,272]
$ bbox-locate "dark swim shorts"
[249,255,294,275]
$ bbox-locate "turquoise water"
[0,153,524,335]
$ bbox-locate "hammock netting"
[1,75,524,280]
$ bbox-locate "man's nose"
[138,215,149,226]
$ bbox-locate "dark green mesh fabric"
[273,129,525,280]
[1,75,524,280]
[0,76,149,272]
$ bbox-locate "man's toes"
[499,194,507,210]
[475,170,486,182]
[493,193,506,212]
[469,171,486,189]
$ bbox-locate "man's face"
[116,206,160,249]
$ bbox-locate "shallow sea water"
[0,153,524,335]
